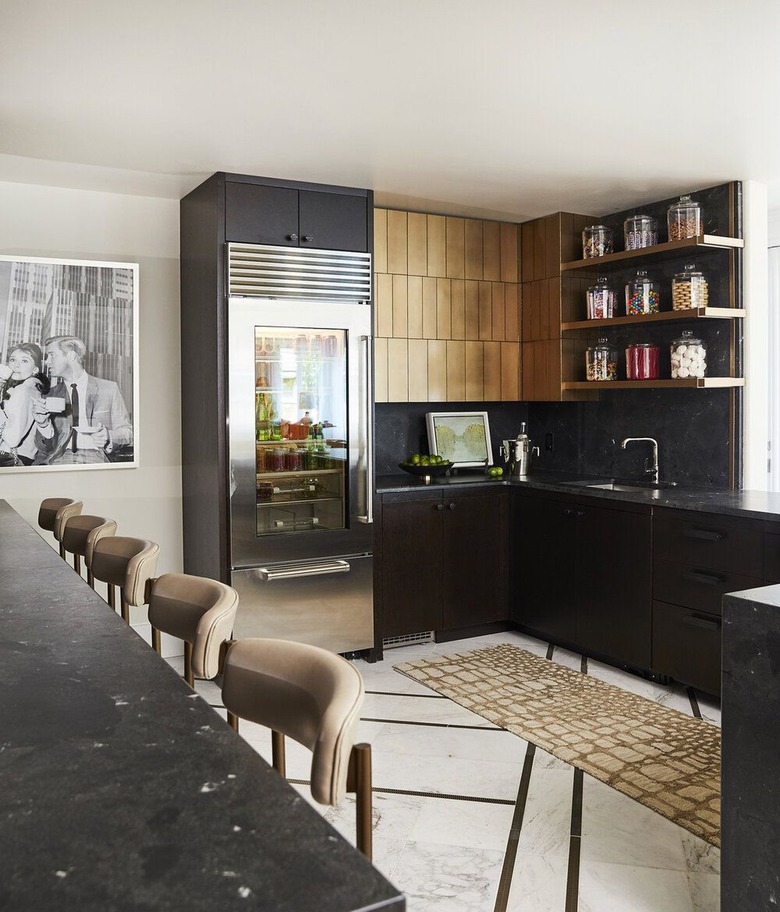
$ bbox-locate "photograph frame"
[0,254,139,472]
[425,410,493,467]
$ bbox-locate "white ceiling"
[2,0,779,221]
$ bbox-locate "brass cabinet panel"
[422,277,437,339]
[500,223,519,283]
[436,279,452,340]
[408,339,429,402]
[464,280,480,340]
[483,341,502,400]
[374,337,388,403]
[375,273,393,338]
[505,284,520,341]
[465,219,483,280]
[450,280,465,340]
[501,342,521,400]
[427,215,447,277]
[392,274,408,338]
[446,217,465,279]
[465,341,484,401]
[428,340,447,401]
[446,341,466,400]
[374,208,388,273]
[479,281,492,341]
[407,276,423,339]
[407,212,428,276]
[387,210,408,275]
[483,222,501,282]
[491,283,506,342]
[386,338,409,402]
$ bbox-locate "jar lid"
[624,214,657,225]
[674,263,704,277]
[668,194,700,210]
[633,269,650,277]
[627,342,659,350]
[584,224,611,231]
[672,330,703,344]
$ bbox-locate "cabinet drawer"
[653,559,763,616]
[653,509,763,577]
[652,600,721,695]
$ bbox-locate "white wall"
[0,179,183,636]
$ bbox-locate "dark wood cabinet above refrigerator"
[225,175,370,251]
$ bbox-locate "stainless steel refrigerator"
[226,243,374,654]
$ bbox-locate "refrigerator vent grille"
[228,243,372,301]
[383,631,435,649]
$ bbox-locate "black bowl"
[398,461,453,478]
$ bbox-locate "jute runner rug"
[394,644,720,846]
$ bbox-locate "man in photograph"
[35,335,133,465]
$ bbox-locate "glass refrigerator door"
[254,328,347,535]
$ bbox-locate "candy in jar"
[672,263,709,311]
[626,343,660,380]
[624,214,658,250]
[625,269,660,315]
[667,195,702,240]
[670,331,706,379]
[586,276,617,319]
[586,338,618,381]
[582,225,614,259]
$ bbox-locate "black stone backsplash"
[376,391,735,487]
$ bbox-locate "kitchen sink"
[562,479,678,492]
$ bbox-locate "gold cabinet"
[373,209,522,403]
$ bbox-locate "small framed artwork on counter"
[425,411,493,467]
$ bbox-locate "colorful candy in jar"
[625,269,660,315]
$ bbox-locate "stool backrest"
[222,638,364,806]
[148,573,239,679]
[38,498,83,541]
[62,515,118,565]
[91,536,160,606]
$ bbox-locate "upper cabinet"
[225,177,370,252]
[373,209,522,403]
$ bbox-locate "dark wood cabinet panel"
[298,191,369,252]
[577,506,652,669]
[512,495,577,642]
[225,182,299,245]
[441,491,506,629]
[380,496,443,638]
[378,489,508,640]
[653,508,763,577]
[653,559,763,617]
[652,600,722,695]
[765,532,780,583]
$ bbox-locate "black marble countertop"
[0,501,404,912]
[377,470,780,523]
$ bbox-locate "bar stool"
[222,638,373,860]
[61,515,118,587]
[37,498,83,559]
[90,536,160,623]
[148,573,239,686]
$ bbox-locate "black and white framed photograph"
[0,255,139,471]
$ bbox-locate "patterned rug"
[394,644,721,846]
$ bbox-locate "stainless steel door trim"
[356,333,374,525]
[257,559,351,581]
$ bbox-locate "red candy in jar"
[626,343,660,380]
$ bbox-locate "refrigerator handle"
[356,333,374,525]
[257,560,351,581]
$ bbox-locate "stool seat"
[91,536,159,623]
[222,638,373,859]
[61,515,118,586]
[148,573,239,686]
[37,498,83,558]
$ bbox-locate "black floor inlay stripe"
[365,690,447,699]
[286,779,515,805]
[493,742,536,912]
[361,717,501,731]
[565,768,584,912]
[686,686,702,718]
[546,643,555,660]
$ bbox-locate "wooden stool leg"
[348,743,373,861]
[74,554,82,576]
[184,641,194,687]
[271,731,286,778]
[87,569,95,589]
[227,711,239,731]
[107,584,116,611]
[58,542,66,560]
[151,626,161,655]
[121,598,130,623]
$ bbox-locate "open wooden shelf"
[560,235,744,272]
[562,377,745,391]
[561,306,746,331]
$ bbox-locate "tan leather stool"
[61,515,118,587]
[90,536,160,623]
[222,638,373,860]
[148,573,238,687]
[37,498,83,559]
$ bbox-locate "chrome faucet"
[621,437,659,485]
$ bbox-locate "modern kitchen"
[1,4,780,912]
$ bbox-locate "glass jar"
[582,225,614,259]
[586,338,618,381]
[286,448,304,472]
[625,269,660,315]
[624,214,658,250]
[667,195,702,240]
[672,263,709,311]
[268,448,287,472]
[586,276,618,319]
[626,343,661,380]
[670,330,707,379]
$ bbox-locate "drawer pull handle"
[682,570,724,586]
[681,615,721,632]
[683,528,725,542]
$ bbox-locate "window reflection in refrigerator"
[254,328,347,536]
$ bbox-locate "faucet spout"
[621,437,659,485]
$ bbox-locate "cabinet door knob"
[303,235,314,243]
[287,233,299,242]
[436,503,444,511]
[448,502,456,510]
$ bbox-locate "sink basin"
[562,479,678,492]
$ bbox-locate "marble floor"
[184,629,721,912]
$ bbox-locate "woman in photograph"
[0,342,54,466]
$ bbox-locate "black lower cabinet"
[378,488,508,640]
[511,492,652,670]
[652,601,721,696]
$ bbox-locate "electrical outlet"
[545,432,555,452]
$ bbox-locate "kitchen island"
[0,500,404,912]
